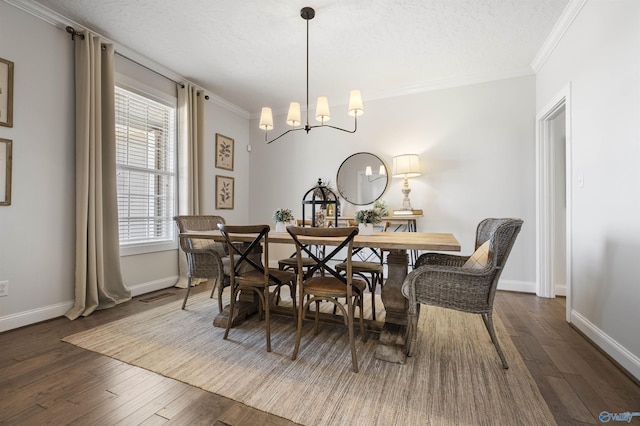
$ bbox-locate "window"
[115,85,176,252]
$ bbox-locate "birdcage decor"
[302,178,339,227]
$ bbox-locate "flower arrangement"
[272,208,295,223]
[373,199,389,217]
[355,208,382,225]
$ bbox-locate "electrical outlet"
[0,281,8,297]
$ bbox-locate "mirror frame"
[336,152,388,206]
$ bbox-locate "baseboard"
[0,276,179,333]
[497,279,536,294]
[571,309,640,382]
[128,276,179,297]
[555,284,567,296]
[0,301,73,333]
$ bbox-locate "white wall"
[0,2,251,331]
[536,0,640,378]
[0,1,75,327]
[248,75,538,291]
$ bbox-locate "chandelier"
[259,7,364,144]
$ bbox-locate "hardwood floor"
[1,285,638,425]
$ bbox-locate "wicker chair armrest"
[415,252,469,269]
[402,264,496,315]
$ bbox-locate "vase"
[358,223,373,235]
[275,222,287,233]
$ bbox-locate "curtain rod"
[65,26,209,99]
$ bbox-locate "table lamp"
[392,154,421,211]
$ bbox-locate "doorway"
[536,84,572,323]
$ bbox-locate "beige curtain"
[66,32,131,320]
[176,84,205,288]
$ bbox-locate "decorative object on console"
[392,154,421,211]
[373,199,389,217]
[273,208,295,232]
[302,178,338,227]
[258,7,364,144]
[354,208,382,235]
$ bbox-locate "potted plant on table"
[273,208,295,232]
[354,208,382,236]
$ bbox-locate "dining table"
[179,229,460,364]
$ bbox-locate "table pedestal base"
[374,249,410,364]
[375,322,407,364]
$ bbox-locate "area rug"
[63,290,556,426]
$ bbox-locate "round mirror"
[336,152,389,205]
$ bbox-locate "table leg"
[375,249,409,364]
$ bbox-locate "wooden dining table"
[179,229,460,364]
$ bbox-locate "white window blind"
[115,86,176,246]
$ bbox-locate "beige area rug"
[63,289,556,426]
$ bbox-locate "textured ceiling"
[30,0,569,115]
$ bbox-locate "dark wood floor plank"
[154,386,208,420]
[546,375,598,424]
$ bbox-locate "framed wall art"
[215,175,234,210]
[0,138,12,206]
[215,133,234,171]
[0,57,14,128]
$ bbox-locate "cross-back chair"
[402,218,523,369]
[335,220,390,320]
[218,224,296,352]
[287,225,367,372]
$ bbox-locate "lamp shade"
[379,164,386,175]
[286,102,301,127]
[392,154,421,178]
[348,89,364,117]
[259,107,274,131]
[365,166,372,176]
[315,97,331,122]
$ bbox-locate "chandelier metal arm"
[265,117,358,144]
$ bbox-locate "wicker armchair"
[175,215,229,310]
[402,218,523,369]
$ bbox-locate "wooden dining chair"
[287,225,367,372]
[335,220,390,320]
[218,224,296,352]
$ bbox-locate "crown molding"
[250,67,536,120]
[3,0,250,119]
[531,0,588,72]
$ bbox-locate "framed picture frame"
[0,57,14,128]
[215,175,234,210]
[0,138,12,206]
[215,133,234,171]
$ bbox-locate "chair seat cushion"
[278,257,317,267]
[462,240,491,270]
[335,261,382,273]
[236,269,295,286]
[304,277,366,296]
